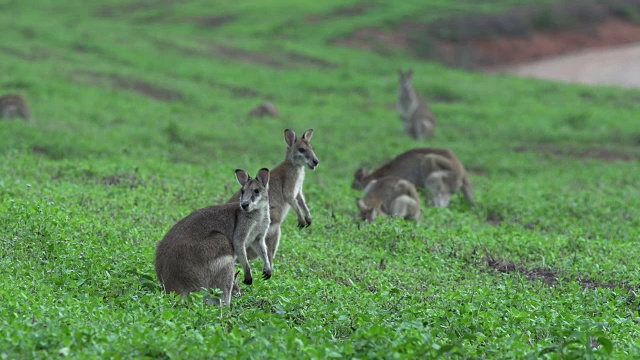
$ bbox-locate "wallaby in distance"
[0,94,31,122]
[155,168,272,305]
[353,147,474,208]
[397,70,436,140]
[356,176,421,222]
[228,129,319,264]
[249,101,279,118]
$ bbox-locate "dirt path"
[501,42,640,88]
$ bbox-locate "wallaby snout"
[308,155,320,170]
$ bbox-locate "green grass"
[2,0,640,358]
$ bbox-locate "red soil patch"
[471,19,640,68]
[334,8,640,69]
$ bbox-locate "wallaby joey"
[0,94,31,122]
[229,129,319,264]
[356,176,421,222]
[398,69,436,140]
[155,168,272,305]
[353,147,475,207]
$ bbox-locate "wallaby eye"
[253,189,260,195]
[240,189,245,195]
[298,148,306,153]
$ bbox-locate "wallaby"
[0,94,31,121]
[228,129,319,264]
[249,101,279,118]
[356,176,421,222]
[155,168,272,305]
[397,70,435,140]
[353,147,475,207]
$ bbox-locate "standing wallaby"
[0,94,31,122]
[397,70,435,140]
[356,176,421,222]
[353,147,475,207]
[228,129,319,264]
[155,168,272,305]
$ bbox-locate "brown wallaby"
[0,94,31,121]
[155,168,272,305]
[249,101,279,118]
[397,70,435,140]
[356,176,421,222]
[353,147,475,207]
[228,129,319,264]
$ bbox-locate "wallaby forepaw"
[243,276,253,285]
[305,216,312,226]
[262,269,272,280]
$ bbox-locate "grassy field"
[2,0,640,358]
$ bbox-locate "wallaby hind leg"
[424,170,450,207]
[391,195,421,221]
[265,225,281,264]
[206,255,235,305]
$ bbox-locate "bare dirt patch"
[95,0,177,18]
[484,254,638,299]
[183,15,236,27]
[68,71,183,102]
[334,0,640,69]
[515,144,639,162]
[99,171,144,188]
[148,37,337,70]
[2,46,55,61]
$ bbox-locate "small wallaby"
[356,176,421,222]
[155,168,272,305]
[353,147,475,207]
[228,129,319,264]
[249,101,279,118]
[0,94,31,121]
[397,70,435,140]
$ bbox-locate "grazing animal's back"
[353,147,475,206]
[357,176,421,221]
[0,94,31,122]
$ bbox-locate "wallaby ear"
[398,69,404,77]
[284,129,296,147]
[355,168,365,181]
[302,129,314,141]
[407,69,414,78]
[256,168,270,188]
[235,169,250,186]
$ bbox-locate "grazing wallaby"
[249,101,279,118]
[228,129,319,264]
[0,94,31,121]
[155,168,272,305]
[353,147,475,207]
[397,70,436,140]
[356,176,421,222]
